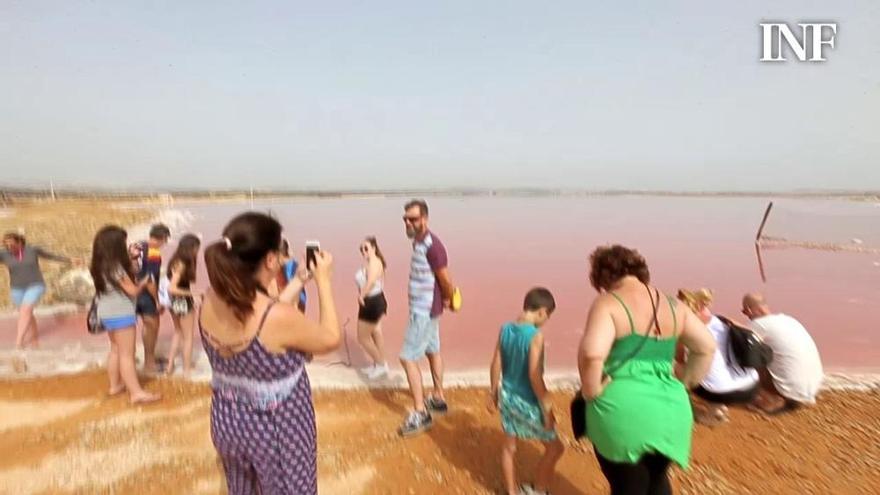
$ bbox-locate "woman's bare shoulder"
[259,301,307,352]
[588,291,616,310]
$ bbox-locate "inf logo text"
[760,22,837,62]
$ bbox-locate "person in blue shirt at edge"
[269,239,307,312]
[129,223,170,373]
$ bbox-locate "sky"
[1,1,879,191]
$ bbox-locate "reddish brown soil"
[1,371,878,494]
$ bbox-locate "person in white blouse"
[356,236,389,379]
[678,289,759,425]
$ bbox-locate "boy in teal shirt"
[489,287,565,495]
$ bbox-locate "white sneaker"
[519,484,548,495]
[367,363,389,380]
[359,365,376,375]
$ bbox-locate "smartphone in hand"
[305,241,320,271]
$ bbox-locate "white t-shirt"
[700,316,760,394]
[749,313,823,404]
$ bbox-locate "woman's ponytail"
[204,213,283,324]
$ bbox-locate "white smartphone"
[305,240,321,271]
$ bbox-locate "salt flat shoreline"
[1,345,878,394]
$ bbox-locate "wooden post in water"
[755,243,767,283]
[754,201,773,283]
[755,201,773,242]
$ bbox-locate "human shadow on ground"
[427,407,584,495]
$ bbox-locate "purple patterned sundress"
[200,302,317,494]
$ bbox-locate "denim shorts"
[135,291,159,316]
[101,315,138,331]
[399,313,440,361]
[11,284,46,308]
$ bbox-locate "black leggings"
[596,451,672,495]
[694,383,759,404]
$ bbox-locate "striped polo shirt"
[408,231,448,318]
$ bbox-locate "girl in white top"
[678,289,759,425]
[356,237,389,379]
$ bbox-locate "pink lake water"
[5,196,880,372]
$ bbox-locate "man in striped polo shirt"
[399,199,456,437]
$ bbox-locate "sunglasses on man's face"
[360,246,369,253]
[402,215,422,224]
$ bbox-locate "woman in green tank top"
[577,245,716,495]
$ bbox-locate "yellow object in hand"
[450,287,462,312]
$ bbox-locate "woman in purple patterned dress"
[200,212,341,494]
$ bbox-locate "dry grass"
[0,200,153,309]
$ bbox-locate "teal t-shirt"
[500,321,540,404]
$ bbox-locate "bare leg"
[426,352,445,401]
[181,311,195,376]
[371,321,388,365]
[112,327,160,404]
[501,436,518,495]
[141,314,160,373]
[27,316,40,348]
[14,305,35,349]
[357,320,382,364]
[534,438,565,492]
[165,315,181,376]
[107,336,123,395]
[401,358,426,412]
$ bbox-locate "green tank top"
[500,321,539,404]
[586,292,694,468]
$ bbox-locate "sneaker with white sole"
[398,410,433,437]
[359,364,376,375]
[367,363,389,380]
[519,483,548,495]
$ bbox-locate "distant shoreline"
[2,187,879,204]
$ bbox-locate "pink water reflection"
[4,197,878,372]
[189,197,880,371]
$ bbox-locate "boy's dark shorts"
[135,291,159,316]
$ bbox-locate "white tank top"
[355,267,383,297]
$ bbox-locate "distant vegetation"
[1,186,878,206]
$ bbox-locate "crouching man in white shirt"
[742,293,824,414]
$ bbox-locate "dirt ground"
[0,371,878,494]
[0,200,154,309]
